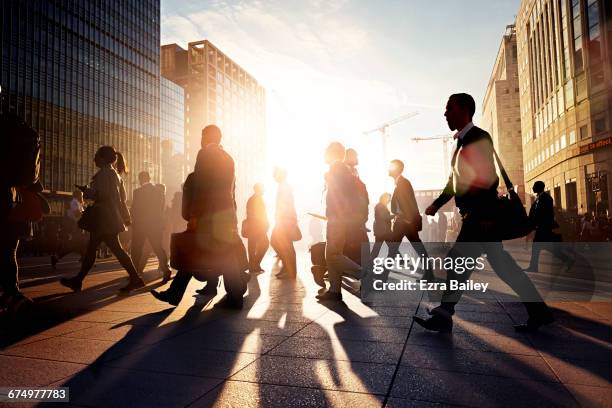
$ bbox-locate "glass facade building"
[517,0,611,215]
[160,76,186,196]
[0,0,161,199]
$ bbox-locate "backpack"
[1,114,41,188]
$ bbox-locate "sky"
[161,0,521,215]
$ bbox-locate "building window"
[565,180,578,211]
[580,125,589,139]
[586,0,602,62]
[570,0,584,72]
[569,129,576,144]
[593,117,606,135]
[561,133,567,148]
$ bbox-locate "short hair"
[138,171,151,183]
[325,142,346,162]
[201,124,222,146]
[390,159,404,173]
[450,93,476,118]
[533,180,545,193]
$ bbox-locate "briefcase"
[170,231,249,274]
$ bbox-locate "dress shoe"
[311,265,327,288]
[214,295,243,310]
[60,277,82,292]
[161,270,173,284]
[119,278,145,293]
[514,311,555,333]
[150,289,180,306]
[196,284,218,296]
[316,290,343,302]
[413,314,453,333]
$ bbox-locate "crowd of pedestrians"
[1,92,605,332]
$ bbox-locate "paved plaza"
[1,251,611,407]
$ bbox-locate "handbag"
[170,230,246,274]
[492,149,531,240]
[8,188,45,222]
[78,205,99,232]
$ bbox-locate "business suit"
[131,182,170,276]
[387,176,430,276]
[527,191,572,271]
[154,144,247,306]
[429,125,548,320]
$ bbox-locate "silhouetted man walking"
[416,93,553,333]
[387,159,433,281]
[131,171,172,283]
[526,181,574,272]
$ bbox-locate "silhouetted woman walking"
[60,146,144,293]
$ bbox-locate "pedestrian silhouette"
[416,93,553,333]
[244,183,270,273]
[270,167,300,279]
[386,159,433,281]
[525,180,574,273]
[60,145,144,293]
[130,171,172,283]
[51,189,87,268]
[151,125,247,309]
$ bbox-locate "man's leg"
[103,234,142,283]
[406,227,433,280]
[324,221,361,294]
[254,233,269,269]
[221,254,246,306]
[147,228,171,274]
[527,239,543,271]
[130,227,146,274]
[152,269,193,305]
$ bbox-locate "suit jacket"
[183,144,238,239]
[373,202,392,238]
[131,183,164,228]
[529,192,556,232]
[432,126,499,214]
[391,176,421,225]
[325,162,354,221]
[246,193,269,233]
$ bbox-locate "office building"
[161,40,266,217]
[482,24,527,203]
[0,0,161,210]
[160,76,186,196]
[516,0,611,215]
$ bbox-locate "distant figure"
[60,146,144,293]
[270,168,299,279]
[51,189,86,268]
[245,183,270,273]
[151,125,246,309]
[372,192,393,258]
[130,171,172,283]
[387,159,433,281]
[0,114,45,319]
[525,181,574,272]
[417,93,552,333]
[316,142,362,302]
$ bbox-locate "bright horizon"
[161,0,521,216]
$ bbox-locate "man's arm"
[427,175,454,215]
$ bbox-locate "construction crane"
[411,134,454,176]
[363,111,419,164]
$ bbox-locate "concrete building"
[160,40,267,217]
[516,0,611,216]
[160,76,186,197]
[481,24,526,203]
[0,0,161,208]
